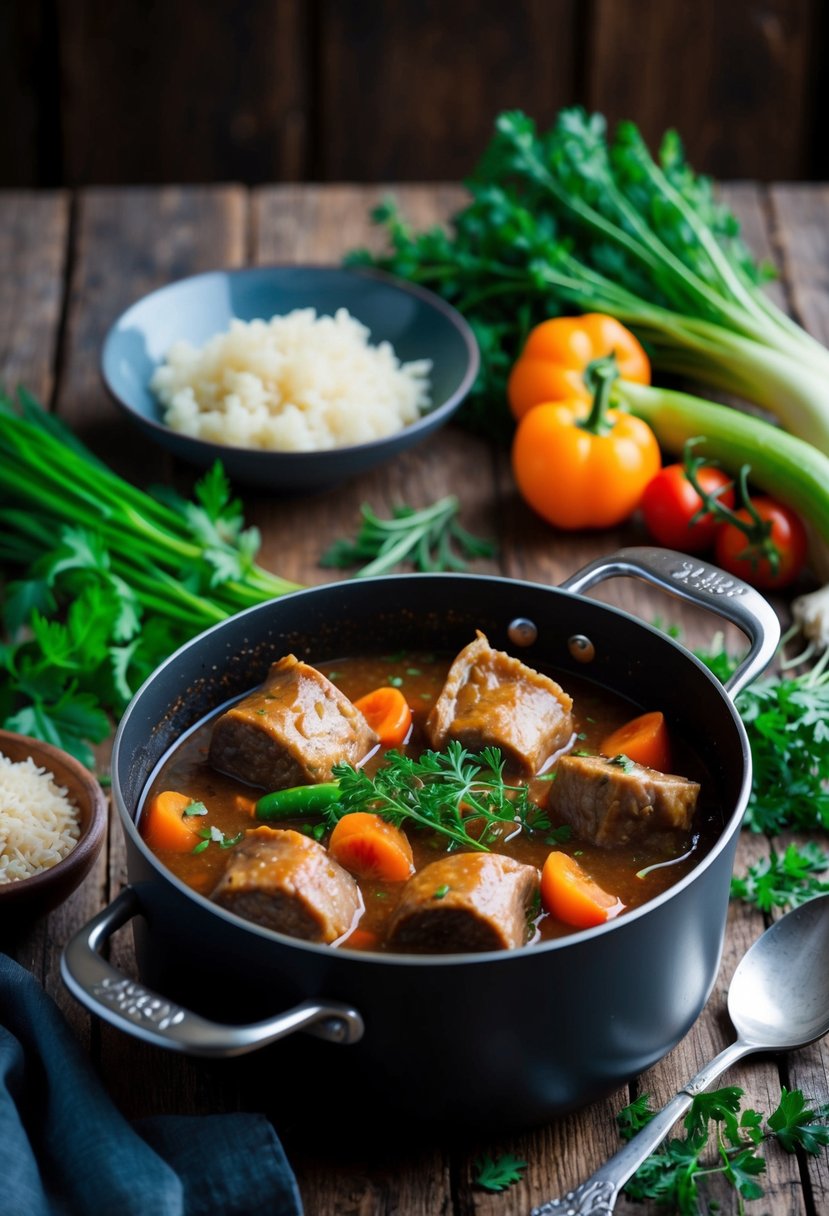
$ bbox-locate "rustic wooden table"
[1,182,827,1215]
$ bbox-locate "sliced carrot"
[141,790,205,852]
[342,926,380,951]
[599,711,672,772]
[328,811,414,882]
[233,793,257,817]
[540,851,624,929]
[353,686,413,748]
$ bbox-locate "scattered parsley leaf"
[473,1153,527,1192]
[192,824,243,853]
[619,1085,829,1213]
[731,842,829,911]
[617,1093,654,1141]
[767,1087,829,1154]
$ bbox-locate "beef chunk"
[211,826,362,942]
[425,632,574,774]
[387,853,539,953]
[209,654,378,789]
[550,753,700,848]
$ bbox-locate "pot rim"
[112,570,753,967]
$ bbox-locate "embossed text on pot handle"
[61,886,364,1056]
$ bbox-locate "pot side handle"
[61,886,365,1056]
[560,545,780,699]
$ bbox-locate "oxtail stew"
[140,633,721,953]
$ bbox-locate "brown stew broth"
[141,651,722,948]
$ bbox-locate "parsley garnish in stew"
[192,825,244,854]
[329,741,547,851]
[182,800,208,817]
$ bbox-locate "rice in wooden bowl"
[0,731,107,918]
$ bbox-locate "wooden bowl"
[0,730,108,917]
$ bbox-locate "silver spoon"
[532,893,829,1216]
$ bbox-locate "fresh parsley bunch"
[692,638,829,910]
[348,109,829,451]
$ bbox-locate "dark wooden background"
[3,0,826,189]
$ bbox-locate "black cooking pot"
[62,548,779,1127]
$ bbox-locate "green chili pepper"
[255,782,342,821]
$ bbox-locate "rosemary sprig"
[319,496,495,577]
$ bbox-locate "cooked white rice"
[150,307,432,452]
[0,752,81,883]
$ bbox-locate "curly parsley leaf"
[473,1153,527,1193]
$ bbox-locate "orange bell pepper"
[511,358,660,530]
[507,313,651,422]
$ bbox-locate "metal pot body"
[63,549,779,1126]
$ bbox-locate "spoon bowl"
[728,894,829,1050]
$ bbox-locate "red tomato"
[640,464,735,552]
[713,498,808,589]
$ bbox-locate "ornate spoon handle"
[531,1039,751,1215]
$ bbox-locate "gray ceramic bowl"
[101,265,479,492]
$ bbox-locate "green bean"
[255,783,342,820]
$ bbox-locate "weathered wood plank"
[0,2,50,186]
[56,1,309,184]
[770,185,829,345]
[587,0,815,181]
[316,0,579,181]
[0,191,69,403]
